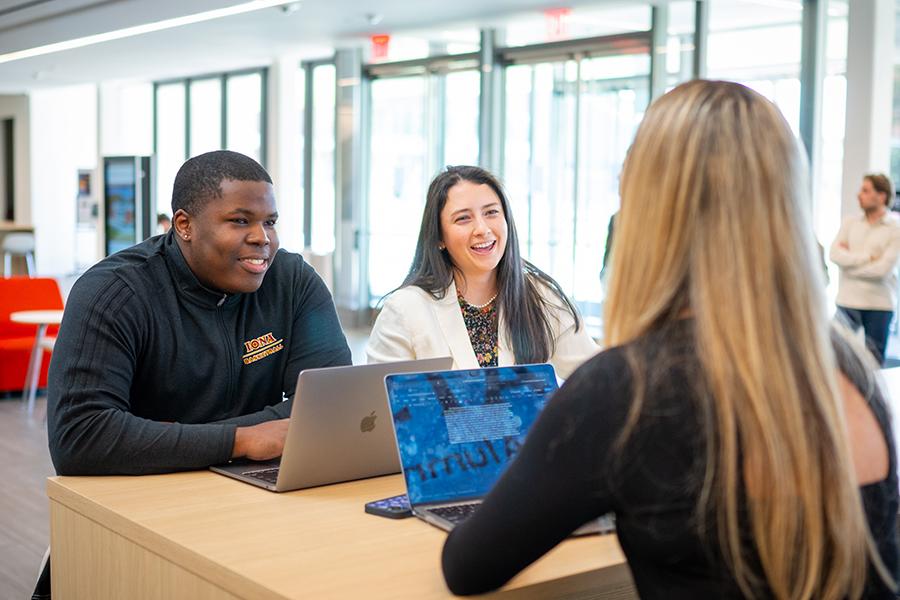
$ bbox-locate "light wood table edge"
[48,477,284,600]
[48,475,635,599]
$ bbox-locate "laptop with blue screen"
[385,364,613,534]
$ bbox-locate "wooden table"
[48,472,633,600]
[0,222,31,231]
[9,309,63,413]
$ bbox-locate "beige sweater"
[830,212,900,311]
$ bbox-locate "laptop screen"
[384,364,558,506]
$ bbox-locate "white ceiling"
[0,0,642,93]
[0,0,856,94]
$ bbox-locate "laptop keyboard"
[242,467,280,485]
[427,503,480,524]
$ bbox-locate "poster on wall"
[104,159,137,255]
[76,169,98,226]
[103,156,152,256]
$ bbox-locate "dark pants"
[837,306,894,366]
[31,556,49,599]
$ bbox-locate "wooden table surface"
[48,471,631,599]
[0,222,32,232]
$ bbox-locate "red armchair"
[0,277,64,393]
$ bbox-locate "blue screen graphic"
[385,364,558,505]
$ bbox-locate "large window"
[226,72,265,162]
[706,0,848,294]
[351,5,848,334]
[707,1,803,134]
[502,47,650,326]
[819,0,848,293]
[366,61,481,300]
[188,78,222,156]
[154,83,186,219]
[310,64,336,254]
[666,1,698,89]
[367,76,430,300]
[153,68,267,217]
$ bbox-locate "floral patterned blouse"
[457,290,499,368]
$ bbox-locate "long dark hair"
[400,165,581,364]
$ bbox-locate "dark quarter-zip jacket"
[47,232,351,475]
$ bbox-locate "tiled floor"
[0,396,54,599]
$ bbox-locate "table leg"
[22,323,47,414]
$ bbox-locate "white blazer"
[366,279,599,379]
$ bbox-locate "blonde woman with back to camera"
[441,80,898,598]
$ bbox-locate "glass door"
[367,76,430,300]
[505,61,578,295]
[575,56,649,322]
[366,69,480,301]
[502,51,649,330]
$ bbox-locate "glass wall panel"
[367,76,429,299]
[502,66,536,241]
[311,64,336,254]
[523,62,577,293]
[890,0,900,189]
[189,78,222,157]
[502,50,649,327]
[155,83,185,217]
[819,1,848,301]
[366,66,481,302]
[443,70,480,166]
[155,69,266,216]
[706,1,803,134]
[575,56,649,319]
[295,66,307,249]
[666,1,696,88]
[226,72,263,162]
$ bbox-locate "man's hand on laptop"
[232,419,290,460]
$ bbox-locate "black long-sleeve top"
[442,322,899,598]
[47,232,351,475]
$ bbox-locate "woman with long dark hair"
[366,165,597,378]
[441,81,898,598]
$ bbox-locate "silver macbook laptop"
[211,357,453,492]
[385,364,614,535]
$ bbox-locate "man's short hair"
[171,150,272,215]
[864,173,895,208]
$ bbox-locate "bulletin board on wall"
[77,169,98,226]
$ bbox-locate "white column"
[333,48,367,325]
[267,55,304,253]
[29,84,97,276]
[840,0,894,216]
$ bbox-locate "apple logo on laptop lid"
[360,411,377,432]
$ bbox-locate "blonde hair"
[604,80,888,598]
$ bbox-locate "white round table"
[9,309,64,413]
